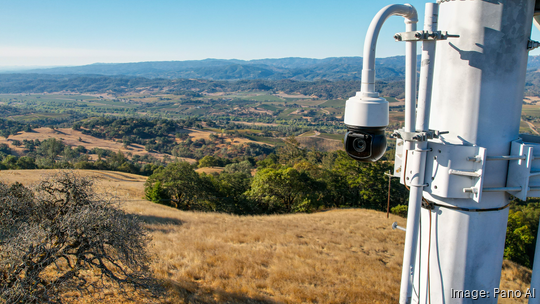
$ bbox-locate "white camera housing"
[343,92,389,128]
[343,91,389,162]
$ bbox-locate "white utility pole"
[415,0,535,303]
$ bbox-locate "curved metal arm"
[361,4,418,96]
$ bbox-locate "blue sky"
[1,0,540,67]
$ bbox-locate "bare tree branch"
[0,172,157,303]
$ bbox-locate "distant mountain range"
[6,55,540,82]
[12,57,408,81]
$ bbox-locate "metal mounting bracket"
[528,40,540,51]
[506,134,540,200]
[393,139,486,201]
[394,30,459,42]
[422,142,487,202]
[393,138,405,183]
[392,128,449,142]
[395,134,540,202]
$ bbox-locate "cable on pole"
[421,201,510,213]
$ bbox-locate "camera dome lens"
[352,138,367,153]
[344,128,386,162]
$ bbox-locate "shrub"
[145,180,170,204]
[391,204,408,217]
[0,172,154,303]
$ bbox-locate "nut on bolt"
[394,34,402,41]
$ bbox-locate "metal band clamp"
[394,30,459,42]
[391,129,449,142]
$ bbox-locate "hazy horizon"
[5,0,540,67]
[0,55,382,71]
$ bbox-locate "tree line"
[144,137,408,215]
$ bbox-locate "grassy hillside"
[0,127,272,163]
[0,169,531,304]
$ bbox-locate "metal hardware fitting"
[468,155,528,162]
[506,138,538,201]
[392,222,406,232]
[394,30,459,42]
[464,186,521,193]
[530,171,540,177]
[392,129,449,142]
[449,169,481,178]
[466,156,483,162]
[489,155,527,161]
[528,40,540,51]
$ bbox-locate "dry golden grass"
[183,129,218,141]
[195,167,225,174]
[0,169,532,304]
[0,169,147,200]
[177,128,266,146]
[499,261,532,304]
[524,96,540,104]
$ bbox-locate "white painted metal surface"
[343,93,389,127]
[404,9,418,152]
[416,3,437,133]
[506,139,535,201]
[418,0,535,303]
[399,4,433,303]
[420,142,486,201]
[360,4,417,95]
[506,134,540,199]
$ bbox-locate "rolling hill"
[0,169,532,303]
